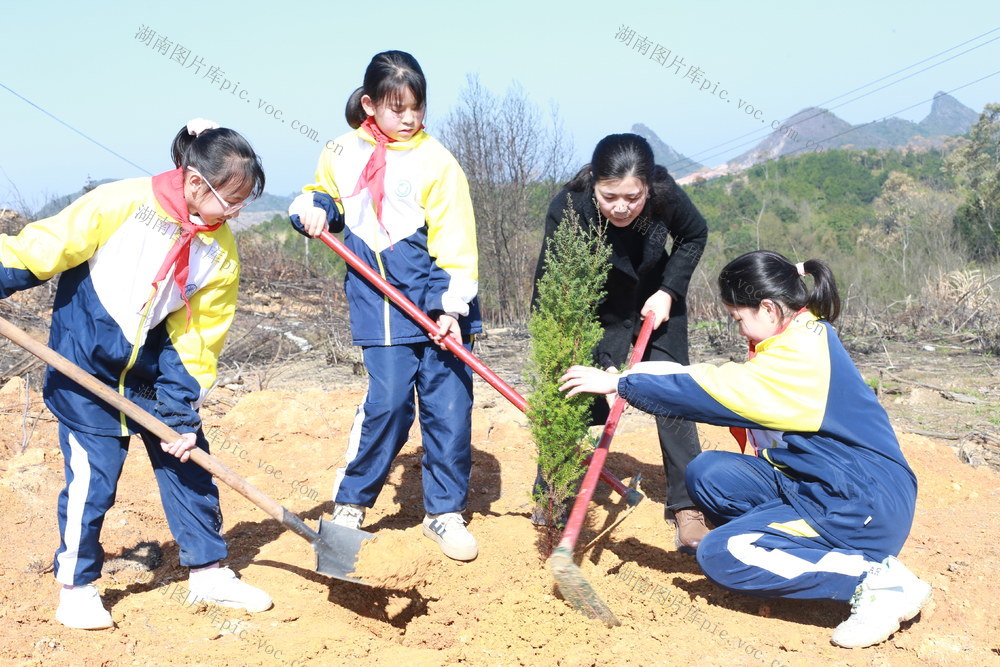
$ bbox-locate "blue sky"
[1,1,997,210]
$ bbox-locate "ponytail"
[344,86,366,129]
[800,258,841,323]
[718,250,841,323]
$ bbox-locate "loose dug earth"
[0,374,998,666]
[350,527,437,590]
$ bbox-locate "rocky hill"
[631,123,703,178]
[725,92,978,171]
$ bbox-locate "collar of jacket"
[751,309,819,357]
[355,125,429,150]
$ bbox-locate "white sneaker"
[56,584,114,630]
[331,503,366,530]
[423,512,478,561]
[186,566,273,612]
[831,556,932,649]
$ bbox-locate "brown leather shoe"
[670,508,709,555]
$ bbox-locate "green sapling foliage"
[527,196,611,552]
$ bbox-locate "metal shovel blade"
[314,519,375,584]
[549,546,621,627]
[623,472,644,507]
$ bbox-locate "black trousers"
[592,310,702,512]
[533,311,702,513]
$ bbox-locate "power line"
[669,26,1000,170]
[0,82,153,176]
[817,27,1000,108]
[683,69,998,182]
[689,33,1000,168]
[684,27,1000,161]
[778,69,1000,161]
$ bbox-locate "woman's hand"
[641,290,673,328]
[161,432,197,463]
[559,365,621,398]
[430,313,461,349]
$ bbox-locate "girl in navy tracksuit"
[560,250,931,649]
[0,120,271,628]
[290,51,480,561]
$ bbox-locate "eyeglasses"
[189,167,250,215]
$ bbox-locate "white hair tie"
[187,118,220,137]
[795,262,807,277]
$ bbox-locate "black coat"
[532,183,708,369]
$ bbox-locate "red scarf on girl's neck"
[349,116,396,244]
[348,116,423,246]
[148,167,223,329]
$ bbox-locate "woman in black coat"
[533,133,709,552]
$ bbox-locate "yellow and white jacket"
[0,176,238,436]
[617,312,917,557]
[299,126,480,345]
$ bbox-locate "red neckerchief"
[729,307,810,454]
[147,168,223,329]
[347,117,423,247]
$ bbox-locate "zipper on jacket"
[118,288,157,436]
[373,238,391,345]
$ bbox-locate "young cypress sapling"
[527,196,610,554]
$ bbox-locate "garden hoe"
[549,312,656,627]
[0,315,372,585]
[316,231,644,506]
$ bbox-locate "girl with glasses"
[0,118,270,629]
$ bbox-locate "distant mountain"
[725,92,978,172]
[243,191,294,214]
[919,91,980,135]
[631,123,703,178]
[231,191,294,231]
[726,108,851,170]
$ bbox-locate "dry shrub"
[915,268,1000,353]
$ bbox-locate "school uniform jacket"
[617,311,917,557]
[0,177,238,436]
[302,127,481,346]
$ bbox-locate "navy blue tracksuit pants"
[687,451,882,602]
[54,423,227,585]
[333,341,474,515]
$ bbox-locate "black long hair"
[170,126,265,199]
[718,250,841,322]
[565,133,677,218]
[345,50,427,129]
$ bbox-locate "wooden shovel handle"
[0,315,307,535]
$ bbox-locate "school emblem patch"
[394,180,412,198]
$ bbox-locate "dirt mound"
[350,527,437,589]
[0,381,997,665]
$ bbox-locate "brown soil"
[350,527,437,590]
[1,332,998,665]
